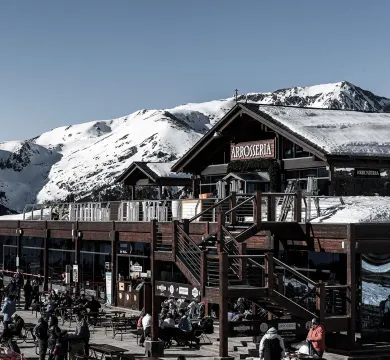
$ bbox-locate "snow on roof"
[145,162,191,179]
[258,105,390,157]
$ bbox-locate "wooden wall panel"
[118,232,151,242]
[20,221,46,229]
[50,230,73,239]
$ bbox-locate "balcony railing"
[19,193,346,223]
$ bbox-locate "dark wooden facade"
[171,103,390,196]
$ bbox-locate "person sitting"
[76,294,88,307]
[259,327,285,360]
[86,295,101,313]
[49,290,58,302]
[178,309,192,333]
[307,317,325,358]
[162,313,175,329]
[9,314,25,338]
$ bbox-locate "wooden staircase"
[153,191,350,330]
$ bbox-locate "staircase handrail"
[247,257,265,268]
[189,195,231,223]
[176,224,202,253]
[273,257,318,287]
[225,195,255,216]
[324,284,349,290]
[221,225,239,247]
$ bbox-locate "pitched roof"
[116,161,191,184]
[172,102,390,173]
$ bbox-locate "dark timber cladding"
[171,102,390,197]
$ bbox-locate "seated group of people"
[44,291,101,316]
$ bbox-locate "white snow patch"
[259,105,390,156]
[146,162,191,179]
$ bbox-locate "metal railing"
[20,193,350,223]
[272,257,318,314]
[176,225,201,282]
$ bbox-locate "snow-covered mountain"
[1,80,390,213]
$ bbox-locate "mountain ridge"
[1,80,389,212]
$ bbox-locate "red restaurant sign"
[230,139,275,161]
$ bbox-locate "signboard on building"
[72,264,79,283]
[228,320,307,339]
[155,281,200,301]
[131,264,143,272]
[230,139,276,161]
[354,169,381,178]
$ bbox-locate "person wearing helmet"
[259,327,285,360]
[307,317,325,358]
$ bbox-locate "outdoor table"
[108,310,126,317]
[89,343,128,360]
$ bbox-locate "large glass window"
[48,238,75,282]
[80,241,111,284]
[0,236,17,271]
[21,237,44,276]
[3,245,17,273]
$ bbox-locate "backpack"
[263,337,282,360]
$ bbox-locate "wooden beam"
[219,252,229,358]
[346,224,356,348]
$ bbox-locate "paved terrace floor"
[6,302,348,360]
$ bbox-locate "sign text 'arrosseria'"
[230,139,275,161]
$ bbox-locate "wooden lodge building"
[2,103,390,358]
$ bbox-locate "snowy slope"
[1,80,390,212]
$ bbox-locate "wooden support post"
[131,185,136,200]
[182,218,189,235]
[219,252,229,358]
[151,219,159,341]
[254,191,262,227]
[43,230,49,291]
[217,212,225,253]
[74,233,81,294]
[111,231,118,306]
[229,191,237,225]
[238,242,247,281]
[294,189,302,222]
[200,251,207,296]
[347,224,356,348]
[267,195,276,221]
[316,282,325,323]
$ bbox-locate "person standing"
[74,312,90,356]
[47,315,61,360]
[34,317,49,360]
[307,317,325,358]
[259,327,285,360]
[0,295,16,340]
[140,312,151,346]
[24,279,33,310]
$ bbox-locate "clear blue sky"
[1,0,390,141]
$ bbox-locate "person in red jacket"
[307,317,325,358]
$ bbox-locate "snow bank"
[309,196,390,223]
